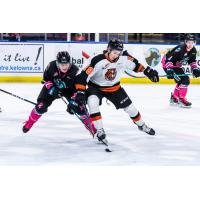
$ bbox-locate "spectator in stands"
[9,33,21,41]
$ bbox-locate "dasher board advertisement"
[0,44,44,73]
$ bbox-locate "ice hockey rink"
[0,83,200,166]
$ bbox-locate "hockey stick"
[60,96,112,152]
[41,80,94,134]
[0,88,37,105]
[81,104,112,152]
[125,70,193,78]
[42,80,112,151]
[59,96,94,135]
[42,80,96,135]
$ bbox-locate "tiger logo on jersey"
[105,68,117,81]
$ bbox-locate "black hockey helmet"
[107,38,124,52]
[56,51,70,64]
[185,34,196,42]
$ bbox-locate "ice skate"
[22,119,35,133]
[179,98,192,108]
[138,123,155,135]
[170,93,179,105]
[95,128,108,145]
[22,109,42,133]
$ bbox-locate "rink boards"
[0,41,200,84]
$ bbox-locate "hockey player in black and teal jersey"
[162,34,200,108]
[22,51,96,134]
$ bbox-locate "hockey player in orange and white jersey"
[74,39,159,144]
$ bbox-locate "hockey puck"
[105,148,112,152]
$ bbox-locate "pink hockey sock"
[173,84,179,99]
[24,108,42,129]
[82,116,97,136]
[179,84,188,99]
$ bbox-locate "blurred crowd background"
[1,33,199,44]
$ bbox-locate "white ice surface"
[0,83,200,165]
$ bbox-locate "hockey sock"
[25,108,42,129]
[130,112,145,127]
[173,84,179,98]
[179,84,188,99]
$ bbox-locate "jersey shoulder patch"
[175,47,181,52]
[173,44,185,53]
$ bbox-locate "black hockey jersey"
[43,60,80,93]
[164,44,197,69]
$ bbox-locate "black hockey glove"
[166,68,181,82]
[143,66,159,82]
[66,104,75,115]
[75,91,86,105]
[166,68,175,79]
[192,68,200,78]
[67,99,86,115]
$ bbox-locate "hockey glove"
[66,104,74,115]
[143,66,159,82]
[44,81,58,96]
[75,91,86,105]
[67,99,85,115]
[166,68,175,79]
[44,81,53,90]
[192,68,200,78]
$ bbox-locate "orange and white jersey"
[75,50,145,90]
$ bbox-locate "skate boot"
[170,93,178,105]
[179,98,192,108]
[0,107,2,112]
[22,109,42,133]
[23,120,35,133]
[95,128,108,145]
[138,123,155,135]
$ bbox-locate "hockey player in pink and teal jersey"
[162,34,200,108]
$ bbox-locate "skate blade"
[179,104,192,108]
[170,102,179,106]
